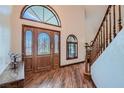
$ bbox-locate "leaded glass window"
[25,31,32,55]
[54,34,59,53]
[21,5,61,26]
[67,35,78,59]
[38,33,50,55]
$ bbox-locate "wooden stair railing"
[84,5,123,82]
[90,5,122,64]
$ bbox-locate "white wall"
[91,28,124,88]
[11,5,86,66]
[84,5,107,43]
[0,6,12,75]
[84,5,124,43]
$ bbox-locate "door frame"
[22,24,61,69]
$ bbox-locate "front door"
[22,25,60,79]
[35,28,53,72]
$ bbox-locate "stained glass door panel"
[38,33,50,55]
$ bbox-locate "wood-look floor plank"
[24,63,94,88]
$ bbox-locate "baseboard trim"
[60,61,85,67]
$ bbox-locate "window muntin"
[38,33,50,55]
[25,31,32,55]
[67,36,77,42]
[67,35,78,59]
[22,5,61,26]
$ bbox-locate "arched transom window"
[67,35,78,60]
[21,5,61,27]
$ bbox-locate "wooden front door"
[22,25,60,75]
[35,28,53,72]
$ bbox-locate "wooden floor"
[24,63,94,88]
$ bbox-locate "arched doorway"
[21,5,61,83]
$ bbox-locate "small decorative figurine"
[8,52,21,70]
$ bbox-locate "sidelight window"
[25,31,33,55]
[54,34,59,53]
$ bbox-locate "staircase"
[84,5,123,87]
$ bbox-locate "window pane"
[46,16,58,26]
[38,33,50,55]
[44,8,54,22]
[75,44,78,57]
[31,6,43,21]
[67,36,77,42]
[26,31,32,55]
[68,43,75,58]
[54,34,59,53]
[23,8,40,21]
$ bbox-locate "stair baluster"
[106,17,108,47]
[113,5,116,37]
[109,10,112,43]
[84,5,123,82]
